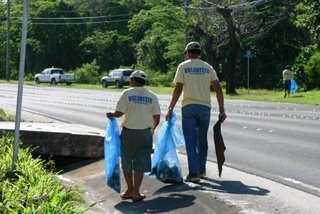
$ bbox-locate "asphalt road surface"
[1,83,319,197]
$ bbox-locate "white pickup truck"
[34,68,75,85]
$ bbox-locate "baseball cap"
[184,41,202,53]
[130,70,147,80]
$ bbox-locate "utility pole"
[12,0,29,171]
[6,0,11,81]
[184,0,189,44]
[244,51,252,94]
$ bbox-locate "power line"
[4,18,131,25]
[27,13,134,20]
[185,0,270,11]
[30,19,131,25]
[0,6,180,26]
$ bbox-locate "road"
[1,83,319,197]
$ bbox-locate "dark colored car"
[101,69,134,88]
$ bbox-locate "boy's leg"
[133,170,144,196]
[122,171,134,197]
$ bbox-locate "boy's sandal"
[120,193,133,200]
[132,194,146,202]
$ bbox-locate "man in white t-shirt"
[165,41,226,183]
[282,65,293,97]
[107,70,161,202]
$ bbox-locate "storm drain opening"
[33,154,102,173]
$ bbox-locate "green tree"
[28,0,84,73]
[295,0,320,46]
[80,30,134,71]
[129,2,187,73]
[235,0,310,89]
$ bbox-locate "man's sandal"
[132,194,146,202]
[120,193,132,200]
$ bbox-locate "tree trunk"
[190,25,219,70]
[216,6,241,94]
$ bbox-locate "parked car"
[101,68,134,88]
[34,68,75,85]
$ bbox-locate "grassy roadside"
[0,108,14,121]
[1,107,87,213]
[1,80,319,105]
[224,88,320,105]
[0,134,86,213]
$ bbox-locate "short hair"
[132,77,145,86]
[286,65,291,69]
[188,49,201,55]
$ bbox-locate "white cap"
[130,70,147,80]
[184,41,202,53]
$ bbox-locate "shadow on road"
[152,178,269,196]
[201,177,270,195]
[114,193,196,213]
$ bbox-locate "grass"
[1,80,319,105]
[0,134,86,213]
[0,108,14,121]
[225,88,320,105]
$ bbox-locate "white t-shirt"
[116,87,161,129]
[174,58,218,108]
[282,69,293,81]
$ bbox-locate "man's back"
[283,68,293,81]
[174,58,218,108]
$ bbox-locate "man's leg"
[197,106,210,175]
[182,105,199,176]
[288,81,291,97]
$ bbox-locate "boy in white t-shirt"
[165,41,226,183]
[107,70,161,202]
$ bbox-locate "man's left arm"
[211,80,227,122]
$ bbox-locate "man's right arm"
[165,82,183,121]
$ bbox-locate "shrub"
[293,45,316,91]
[304,51,320,89]
[73,60,100,84]
[143,69,175,87]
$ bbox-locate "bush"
[73,60,100,84]
[145,70,175,87]
[304,51,320,89]
[293,45,316,91]
[0,134,85,213]
[9,68,19,80]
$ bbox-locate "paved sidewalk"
[61,157,239,214]
[60,151,320,214]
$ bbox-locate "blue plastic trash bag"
[148,111,184,183]
[104,118,121,193]
[290,79,298,94]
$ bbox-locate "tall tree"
[295,0,320,46]
[216,6,241,94]
[27,0,83,72]
[129,2,188,73]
